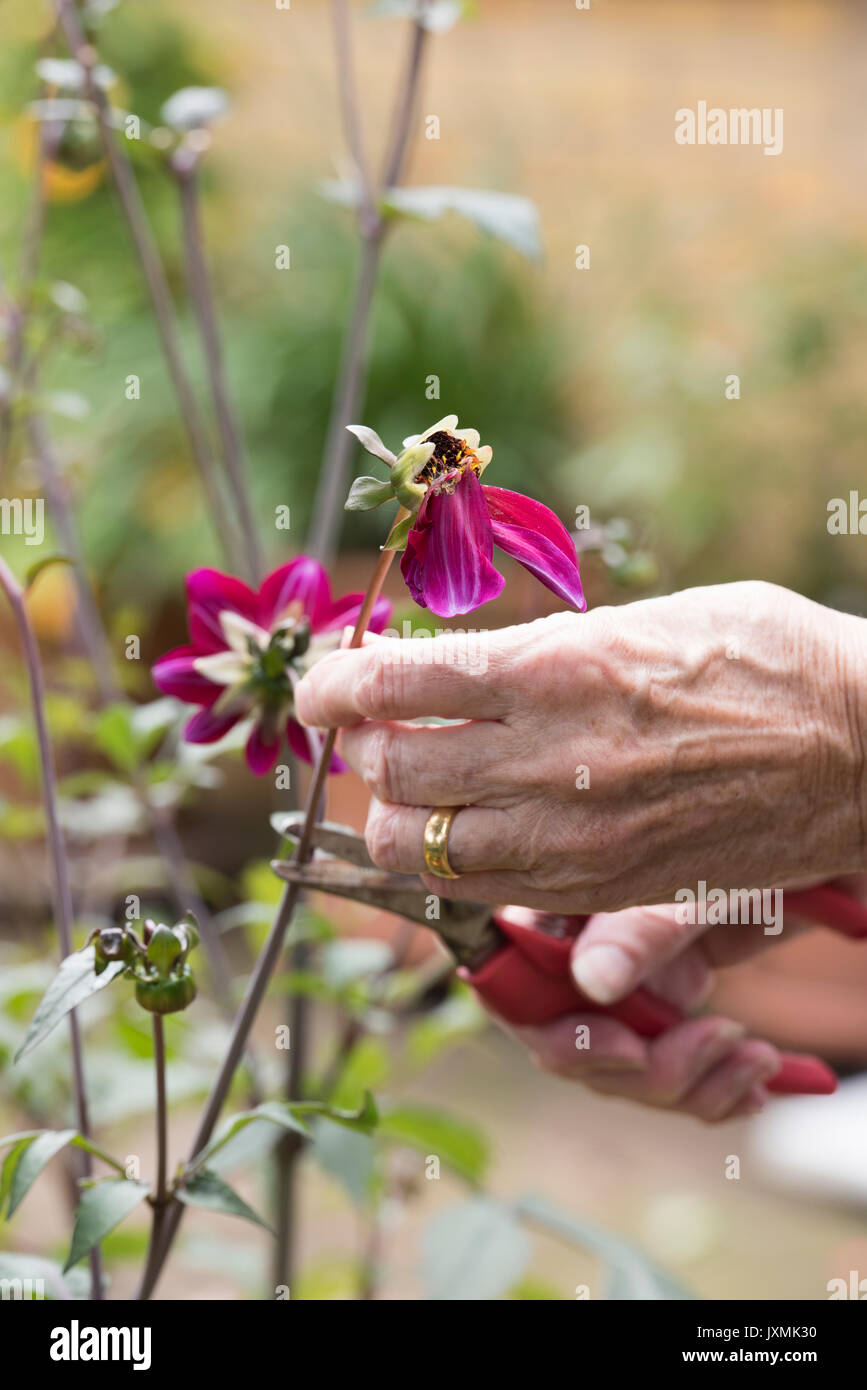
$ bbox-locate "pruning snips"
[272,814,867,1097]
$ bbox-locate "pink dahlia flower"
[152,559,391,775]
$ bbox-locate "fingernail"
[730,1055,780,1103]
[696,1021,746,1065]
[571,945,635,1004]
[742,1085,769,1116]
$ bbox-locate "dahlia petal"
[193,650,251,686]
[218,610,271,655]
[402,414,458,448]
[245,722,282,776]
[184,705,242,744]
[489,516,586,611]
[152,646,222,706]
[258,558,331,629]
[286,718,347,774]
[318,592,392,635]
[482,486,577,561]
[456,428,481,449]
[186,569,261,653]
[400,469,504,618]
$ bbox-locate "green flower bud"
[146,924,183,978]
[93,927,134,974]
[175,915,200,960]
[135,964,197,1015]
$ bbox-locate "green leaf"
[69,1135,128,1175]
[0,1130,44,1150]
[3,1126,125,1219]
[515,1194,693,1301]
[422,1198,531,1300]
[294,1091,379,1134]
[0,717,39,784]
[24,555,73,591]
[65,1179,150,1271]
[383,185,542,259]
[185,1094,376,1179]
[6,1128,77,1218]
[382,512,413,551]
[0,1252,89,1300]
[93,704,138,774]
[177,1169,272,1232]
[344,475,395,512]
[0,1138,38,1214]
[188,1100,311,1172]
[326,1038,389,1110]
[379,1104,489,1184]
[310,1121,377,1207]
[15,947,127,1061]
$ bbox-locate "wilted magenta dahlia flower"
[345,415,585,619]
[152,560,391,775]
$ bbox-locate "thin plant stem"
[271,673,319,1291]
[27,412,118,701]
[0,555,102,1300]
[271,948,309,1293]
[153,1016,169,1204]
[53,0,243,572]
[135,531,403,1300]
[331,0,377,234]
[138,1015,168,1299]
[380,11,429,190]
[307,232,384,564]
[359,1203,384,1300]
[307,9,430,564]
[172,156,263,585]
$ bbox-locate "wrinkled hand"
[295,581,867,914]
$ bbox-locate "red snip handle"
[465,885,867,1097]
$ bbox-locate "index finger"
[294,632,514,727]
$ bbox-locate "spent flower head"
[345,414,585,618]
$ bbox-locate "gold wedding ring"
[423,806,462,879]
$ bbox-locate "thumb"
[571,903,705,1005]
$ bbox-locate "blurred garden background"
[1,0,866,1300]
